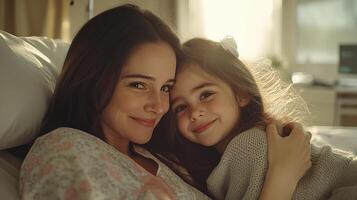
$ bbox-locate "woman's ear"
[236,94,251,107]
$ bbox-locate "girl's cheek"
[175,114,184,125]
[207,98,222,110]
[176,114,188,129]
[175,110,186,118]
[178,125,185,134]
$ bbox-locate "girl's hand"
[266,122,311,182]
[260,121,311,199]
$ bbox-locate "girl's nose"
[190,106,205,121]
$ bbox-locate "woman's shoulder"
[28,127,138,169]
[38,127,99,143]
[28,127,104,156]
[20,128,153,199]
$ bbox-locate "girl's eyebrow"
[171,82,215,105]
[166,79,175,84]
[121,74,175,83]
[190,82,216,93]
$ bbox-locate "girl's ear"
[236,94,251,107]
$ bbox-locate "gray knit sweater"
[206,128,357,200]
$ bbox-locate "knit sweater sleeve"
[329,157,357,200]
[206,127,357,200]
[206,128,268,200]
[294,144,357,200]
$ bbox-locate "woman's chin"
[133,135,153,145]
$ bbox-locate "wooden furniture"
[335,87,357,126]
[296,85,357,126]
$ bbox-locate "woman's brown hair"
[40,4,181,140]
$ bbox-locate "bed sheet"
[308,126,357,155]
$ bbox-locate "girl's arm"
[259,122,311,200]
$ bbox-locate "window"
[296,0,357,64]
[177,0,277,61]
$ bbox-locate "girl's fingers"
[305,131,312,143]
[266,122,279,140]
[286,124,307,145]
[285,122,303,132]
[265,117,273,124]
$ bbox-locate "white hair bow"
[220,36,239,58]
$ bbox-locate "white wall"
[68,0,176,41]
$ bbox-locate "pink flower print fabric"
[20,127,210,200]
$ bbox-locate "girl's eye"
[129,82,146,89]
[173,104,187,114]
[161,84,173,94]
[200,91,214,101]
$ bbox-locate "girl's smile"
[191,118,218,134]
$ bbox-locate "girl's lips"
[192,119,217,133]
[131,117,156,127]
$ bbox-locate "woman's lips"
[192,119,217,133]
[131,117,156,127]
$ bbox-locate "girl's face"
[101,42,176,149]
[170,63,250,148]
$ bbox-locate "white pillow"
[0,30,69,149]
[309,126,357,155]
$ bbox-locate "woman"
[20,4,208,199]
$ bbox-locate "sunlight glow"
[201,0,274,60]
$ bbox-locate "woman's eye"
[200,91,214,100]
[129,82,146,89]
[161,85,173,93]
[173,104,187,114]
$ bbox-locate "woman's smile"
[130,116,157,128]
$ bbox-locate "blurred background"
[1,0,357,127]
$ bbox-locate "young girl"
[168,37,357,199]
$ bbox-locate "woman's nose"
[144,91,167,115]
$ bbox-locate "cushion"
[0,30,69,149]
[309,126,357,155]
[0,150,22,200]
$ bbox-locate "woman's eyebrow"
[121,74,175,84]
[121,74,155,80]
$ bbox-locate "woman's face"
[101,42,176,148]
[170,63,250,147]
